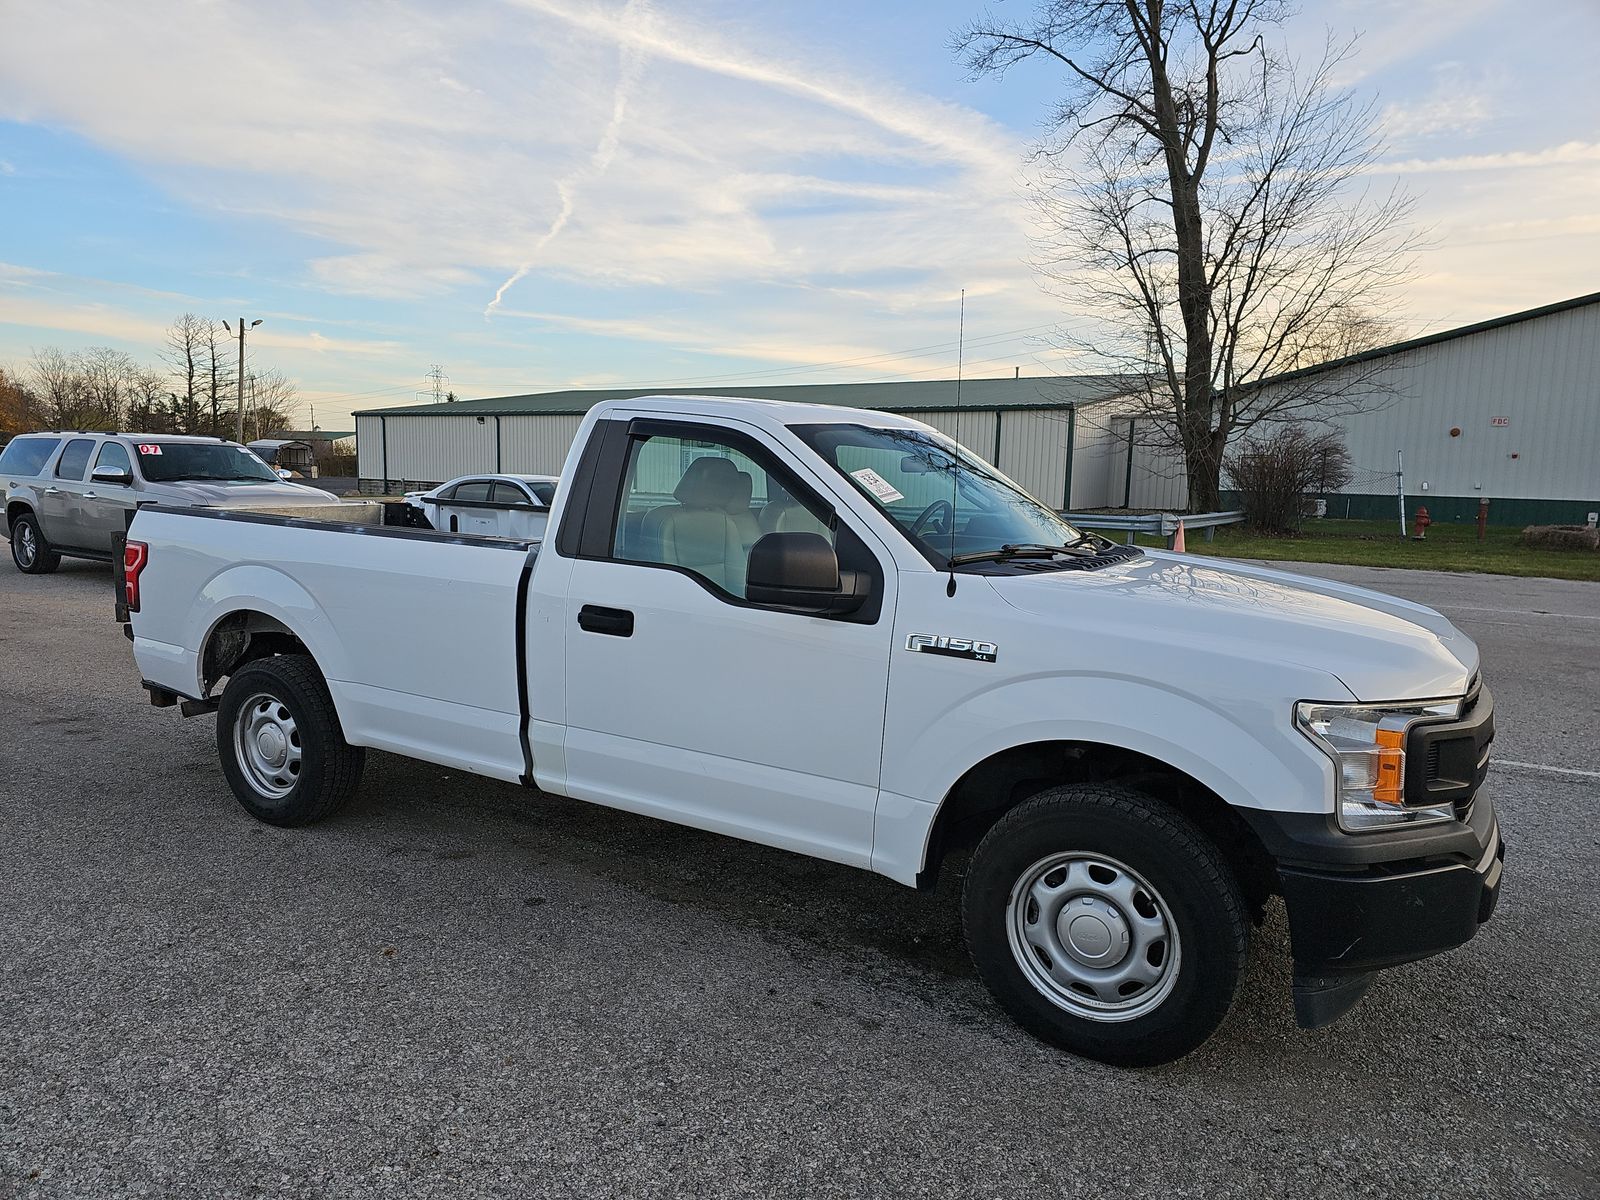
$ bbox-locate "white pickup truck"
[122,395,1502,1066]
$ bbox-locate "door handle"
[578,605,634,637]
[43,487,61,495]
[83,492,97,500]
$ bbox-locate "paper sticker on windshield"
[136,444,162,456]
[850,467,904,504]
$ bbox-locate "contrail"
[486,0,648,315]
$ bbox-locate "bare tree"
[958,2,1419,510]
[163,313,211,433]
[29,347,84,428]
[204,318,233,437]
[29,346,149,431]
[0,365,39,435]
[125,365,177,434]
[76,346,140,431]
[234,368,300,442]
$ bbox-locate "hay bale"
[1521,524,1600,551]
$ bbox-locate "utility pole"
[222,317,262,443]
[427,363,448,404]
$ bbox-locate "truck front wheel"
[962,783,1248,1067]
[217,654,364,826]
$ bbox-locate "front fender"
[190,563,348,696]
[871,674,1337,886]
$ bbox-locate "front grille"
[1407,682,1494,817]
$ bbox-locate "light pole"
[222,317,262,444]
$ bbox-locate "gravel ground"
[1,556,1595,1198]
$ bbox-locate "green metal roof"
[355,375,1139,418]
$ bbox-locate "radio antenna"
[947,289,965,597]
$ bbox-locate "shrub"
[1226,427,1353,534]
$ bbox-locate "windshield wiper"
[948,543,1073,566]
[948,533,1116,566]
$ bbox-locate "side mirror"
[276,468,294,480]
[746,532,869,615]
[91,465,133,487]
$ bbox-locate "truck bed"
[127,504,540,783]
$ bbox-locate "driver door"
[559,419,897,868]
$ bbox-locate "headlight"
[1295,698,1462,831]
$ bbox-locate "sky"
[1,0,1597,430]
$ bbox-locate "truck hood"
[170,481,340,506]
[989,550,1476,702]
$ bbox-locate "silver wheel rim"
[15,523,36,567]
[1006,852,1181,1022]
[234,692,303,799]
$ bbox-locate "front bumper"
[1240,790,1504,1027]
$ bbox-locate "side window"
[55,438,95,481]
[451,481,493,502]
[490,482,528,506]
[0,437,63,477]
[94,441,133,476]
[610,429,834,600]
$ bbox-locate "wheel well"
[7,500,34,528]
[201,610,313,694]
[918,741,1277,919]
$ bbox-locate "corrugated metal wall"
[899,408,998,463]
[1308,301,1600,501]
[994,409,1070,508]
[499,414,585,475]
[356,402,1117,510]
[1113,301,1600,510]
[1069,401,1142,508]
[355,415,383,480]
[1109,418,1189,510]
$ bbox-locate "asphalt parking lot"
[1,556,1596,1198]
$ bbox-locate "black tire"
[962,783,1248,1067]
[216,654,364,826]
[9,511,61,574]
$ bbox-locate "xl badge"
[905,633,998,663]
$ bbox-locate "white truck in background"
[121,395,1503,1066]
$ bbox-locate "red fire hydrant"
[1412,505,1432,541]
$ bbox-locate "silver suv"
[2,432,339,573]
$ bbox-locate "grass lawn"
[1083,517,1600,582]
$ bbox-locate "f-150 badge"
[905,634,998,663]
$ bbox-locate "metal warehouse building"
[354,376,1145,510]
[1119,291,1600,524]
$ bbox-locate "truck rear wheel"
[9,512,61,574]
[217,654,364,826]
[962,783,1248,1067]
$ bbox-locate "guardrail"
[1061,510,1246,550]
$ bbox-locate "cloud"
[509,0,1015,176]
[0,0,1033,311]
[487,0,652,314]
[1375,140,1600,175]
[1380,62,1501,142]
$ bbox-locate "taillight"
[123,540,148,613]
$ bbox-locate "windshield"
[791,423,1084,564]
[135,442,282,483]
